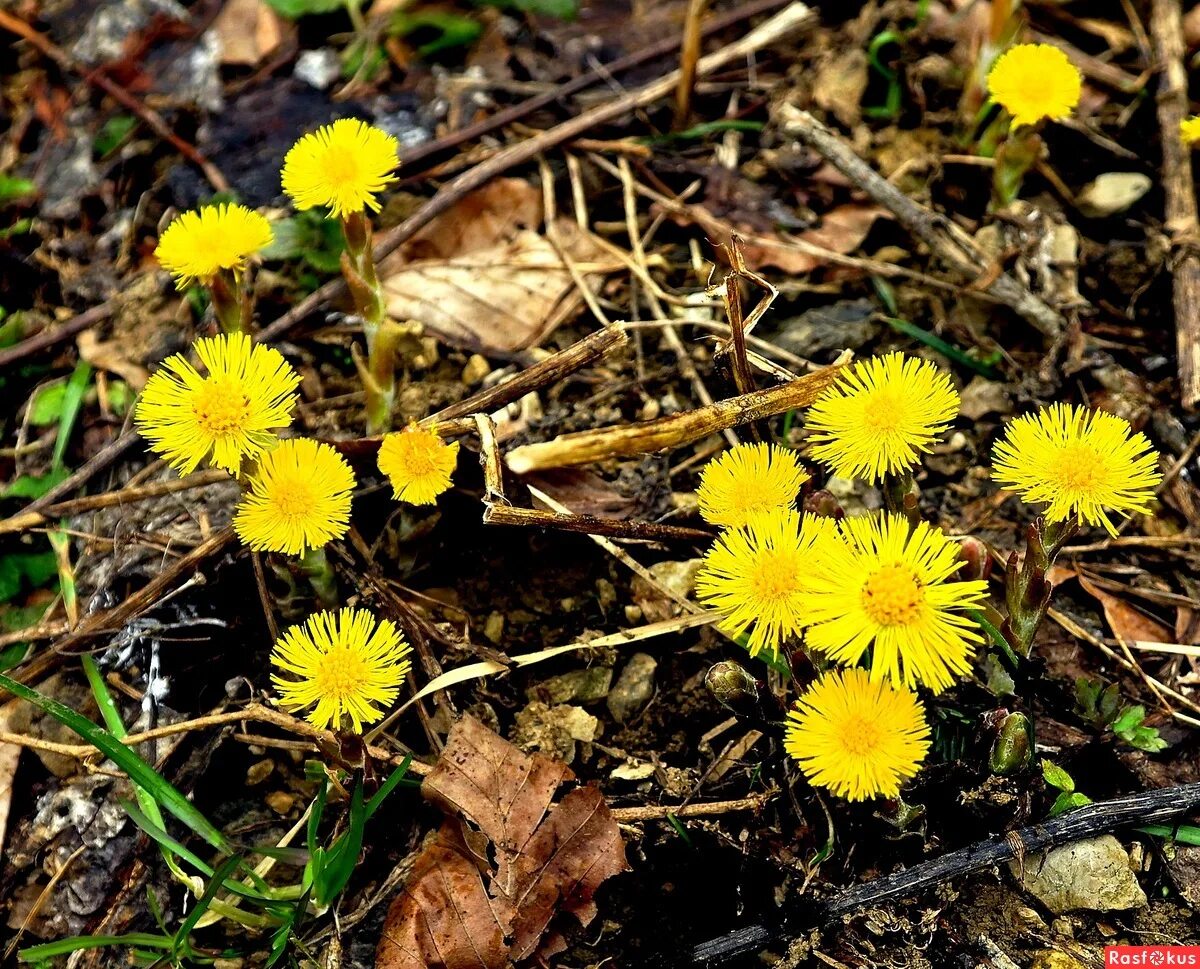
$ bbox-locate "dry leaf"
[393,178,544,263]
[383,220,611,354]
[1051,567,1173,644]
[813,49,869,128]
[77,330,150,389]
[377,716,629,969]
[210,0,287,67]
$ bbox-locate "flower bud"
[705,661,759,717]
[989,711,1033,775]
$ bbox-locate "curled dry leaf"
[377,715,629,969]
[1049,567,1173,645]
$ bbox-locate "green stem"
[341,212,395,433]
[1001,515,1078,657]
[300,547,339,608]
[882,468,921,529]
[209,269,251,334]
[992,127,1044,209]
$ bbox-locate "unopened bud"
[957,536,991,582]
[705,661,759,716]
[803,489,844,520]
[989,711,1033,775]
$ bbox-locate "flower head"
[272,607,412,732]
[154,203,273,288]
[803,513,987,693]
[378,424,459,505]
[991,403,1161,535]
[697,443,809,528]
[988,43,1082,129]
[695,510,829,657]
[805,353,959,483]
[1182,117,1200,146]
[135,333,299,476]
[234,439,355,555]
[785,667,930,801]
[281,119,399,218]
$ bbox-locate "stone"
[1075,173,1152,218]
[1012,836,1147,914]
[607,653,657,724]
[526,668,613,705]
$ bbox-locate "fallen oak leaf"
[1048,567,1173,645]
[377,716,629,969]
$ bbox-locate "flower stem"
[992,126,1043,208]
[1000,515,1078,657]
[340,211,395,434]
[209,269,251,334]
[882,468,921,529]
[300,546,339,608]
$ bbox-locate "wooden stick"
[505,360,845,473]
[483,504,713,542]
[777,107,1066,340]
[1150,0,1200,409]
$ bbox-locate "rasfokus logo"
[1106,947,1200,966]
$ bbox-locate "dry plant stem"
[673,0,709,129]
[484,504,713,542]
[611,789,776,823]
[1002,516,1078,659]
[0,10,227,191]
[1150,0,1200,409]
[2,527,237,695]
[255,2,817,346]
[778,108,1065,340]
[0,300,114,369]
[505,360,845,473]
[720,238,762,399]
[0,469,229,536]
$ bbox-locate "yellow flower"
[784,667,930,801]
[696,443,809,529]
[1182,117,1200,147]
[805,352,959,483]
[988,43,1082,129]
[281,119,399,219]
[991,403,1161,535]
[377,424,459,505]
[135,333,299,476]
[803,513,987,693]
[234,439,355,555]
[695,510,830,658]
[271,607,412,731]
[153,203,273,288]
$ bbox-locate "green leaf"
[1048,790,1092,817]
[0,174,35,206]
[172,855,244,957]
[1137,823,1200,847]
[3,466,70,500]
[20,933,174,962]
[1040,758,1074,793]
[1119,724,1169,753]
[365,757,412,819]
[0,671,232,852]
[883,317,1002,380]
[264,0,345,18]
[53,360,92,469]
[0,551,58,603]
[94,115,138,157]
[1111,704,1146,735]
[29,382,67,426]
[390,10,483,56]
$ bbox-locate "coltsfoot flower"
[987,43,1082,129]
[234,439,355,555]
[154,203,273,287]
[696,443,809,529]
[803,513,988,693]
[991,403,1161,535]
[271,607,412,732]
[1182,117,1200,146]
[377,424,459,505]
[281,119,399,218]
[135,332,299,476]
[785,667,931,801]
[695,509,830,658]
[805,352,959,483]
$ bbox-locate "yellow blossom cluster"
[692,352,1161,802]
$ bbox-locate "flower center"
[269,475,317,517]
[313,643,368,700]
[862,390,904,434]
[1049,443,1102,494]
[397,444,439,478]
[861,564,924,626]
[839,715,884,756]
[323,145,362,189]
[750,548,799,603]
[193,379,252,436]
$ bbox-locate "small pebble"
[607,653,657,724]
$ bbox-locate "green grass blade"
[883,317,1002,379]
[173,855,243,958]
[0,671,231,852]
[365,757,412,820]
[52,360,91,470]
[19,933,174,962]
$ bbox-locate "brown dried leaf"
[382,220,610,354]
[813,49,869,128]
[393,178,543,263]
[378,716,629,969]
[210,0,287,67]
[1051,568,1174,644]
